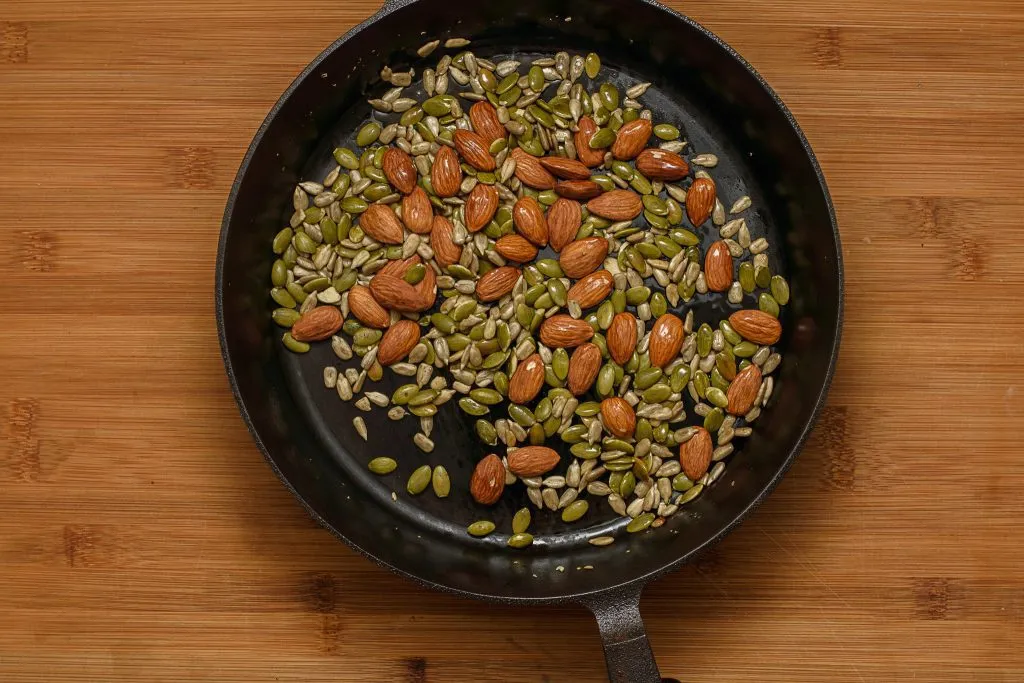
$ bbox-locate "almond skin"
[540,156,592,180]
[512,195,549,246]
[290,306,343,342]
[586,189,643,221]
[359,204,404,245]
[601,397,636,438]
[539,314,595,348]
[348,285,390,329]
[430,214,463,269]
[475,266,520,302]
[378,254,421,279]
[413,267,437,311]
[370,274,432,312]
[547,198,582,252]
[511,148,556,190]
[567,343,602,396]
[465,182,499,232]
[469,101,506,143]
[635,148,689,181]
[686,177,716,226]
[507,446,560,477]
[559,236,609,279]
[431,145,462,198]
[555,179,602,200]
[728,309,782,345]
[454,129,496,172]
[376,319,421,365]
[401,186,433,234]
[611,118,652,160]
[567,270,614,309]
[727,364,763,415]
[648,313,685,368]
[470,454,505,505]
[574,116,605,167]
[381,147,417,194]
[704,240,734,292]
[508,353,545,404]
[607,312,638,365]
[494,234,538,263]
[679,427,713,480]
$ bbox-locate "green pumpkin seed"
[716,352,737,380]
[281,332,309,355]
[272,227,293,254]
[447,334,471,352]
[670,366,691,392]
[451,298,477,321]
[704,407,725,432]
[653,123,679,140]
[591,174,616,192]
[561,424,588,443]
[422,95,451,117]
[678,483,704,505]
[410,389,438,406]
[630,173,653,195]
[406,465,432,495]
[410,403,437,417]
[285,281,308,304]
[770,275,790,305]
[706,387,729,409]
[431,466,451,498]
[470,388,503,405]
[754,264,772,289]
[596,364,616,397]
[733,341,757,358]
[635,243,660,260]
[399,106,424,127]
[368,457,397,475]
[429,313,456,335]
[482,350,509,369]
[720,320,742,345]
[353,328,383,346]
[508,532,534,548]
[627,513,655,533]
[735,262,754,293]
[549,347,568,380]
[599,83,619,110]
[459,397,489,416]
[653,237,680,260]
[527,66,545,92]
[759,293,780,318]
[270,259,287,287]
[271,287,296,309]
[524,283,546,306]
[333,147,359,169]
[392,384,419,405]
[363,183,391,201]
[547,279,568,307]
[634,367,663,390]
[584,52,601,78]
[666,198,683,225]
[341,196,368,214]
[626,286,651,305]
[593,300,614,330]
[604,438,634,454]
[355,122,381,147]
[561,499,589,523]
[468,520,496,537]
[499,86,522,107]
[293,231,316,254]
[302,276,330,293]
[642,383,672,404]
[535,397,554,422]
[649,292,668,318]
[672,473,695,492]
[571,443,602,460]
[508,404,536,427]
[589,127,616,149]
[475,419,498,445]
[272,308,301,327]
[643,194,668,216]
[697,324,713,357]
[711,368,730,392]
[508,507,531,534]
[611,160,634,181]
[644,210,668,229]
[536,258,564,278]
[666,230,696,249]
[693,370,710,398]
[342,319,362,336]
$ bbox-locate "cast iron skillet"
[215,0,843,680]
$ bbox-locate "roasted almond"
[512,195,549,246]
[475,266,520,302]
[431,145,462,197]
[559,236,609,279]
[574,116,605,167]
[555,179,602,200]
[511,148,556,190]
[635,148,689,181]
[494,234,539,263]
[413,266,437,310]
[586,189,643,221]
[377,254,421,279]
[348,285,390,329]
[607,312,638,365]
[454,129,496,172]
[729,309,782,345]
[547,198,582,252]
[359,204,404,245]
[469,101,505,143]
[508,353,545,404]
[610,118,652,160]
[430,214,463,269]
[648,313,685,368]
[401,186,433,234]
[567,343,602,396]
[567,270,614,309]
[465,182,499,232]
[370,274,432,312]
[470,454,505,505]
[290,306,343,342]
[376,319,421,365]
[686,177,716,226]
[539,314,595,348]
[704,240,733,292]
[540,156,592,180]
[507,446,560,477]
[679,427,712,480]
[600,397,636,438]
[381,147,417,194]
[727,364,763,415]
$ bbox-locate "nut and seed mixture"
[269,40,790,548]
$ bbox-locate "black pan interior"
[217,0,842,602]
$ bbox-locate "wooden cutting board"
[2,1,1023,681]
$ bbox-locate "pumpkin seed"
[584,52,601,78]
[627,512,655,532]
[470,388,503,405]
[706,387,729,409]
[368,457,396,475]
[561,499,589,522]
[678,483,704,505]
[643,383,672,404]
[754,264,772,289]
[734,341,757,358]
[508,532,534,548]
[770,275,790,305]
[626,286,651,305]
[282,332,309,353]
[589,127,616,149]
[406,465,432,495]
[758,293,780,318]
[697,324,713,357]
[703,407,724,432]
[653,124,679,140]
[468,520,496,537]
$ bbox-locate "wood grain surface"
[2,1,1024,681]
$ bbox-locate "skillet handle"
[583,585,677,683]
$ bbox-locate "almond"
[359,204,404,245]
[494,234,538,263]
[607,312,638,365]
[376,319,421,365]
[370,274,432,312]
[600,397,636,438]
[686,177,716,226]
[567,343,602,396]
[381,147,417,194]
[704,241,733,292]
[470,454,505,505]
[727,364,763,415]
[539,314,595,348]
[401,186,433,234]
[431,145,462,198]
[508,353,545,404]
[507,446,560,478]
[555,179,602,200]
[454,129,496,172]
[728,309,782,345]
[512,195,549,246]
[635,148,689,181]
[574,116,605,167]
[586,189,643,221]
[540,156,592,180]
[413,266,437,310]
[547,198,582,252]
[567,270,614,309]
[559,236,608,279]
[378,254,421,279]
[610,118,652,160]
[511,148,556,190]
[465,182,499,232]
[648,313,685,368]
[469,101,506,143]
[475,266,521,302]
[679,427,712,480]
[348,285,390,329]
[290,306,343,342]
[430,214,463,269]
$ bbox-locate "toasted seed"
[561,499,589,522]
[729,196,751,214]
[468,520,496,537]
[508,532,534,548]
[430,466,451,497]
[368,456,396,474]
[677,483,704,505]
[418,39,440,57]
[770,275,790,305]
[445,37,471,48]
[627,512,655,532]
[407,465,432,495]
[512,507,532,534]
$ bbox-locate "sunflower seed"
[414,433,435,452]
[352,416,368,440]
[692,153,719,168]
[730,195,751,214]
[589,536,615,547]
[336,376,353,401]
